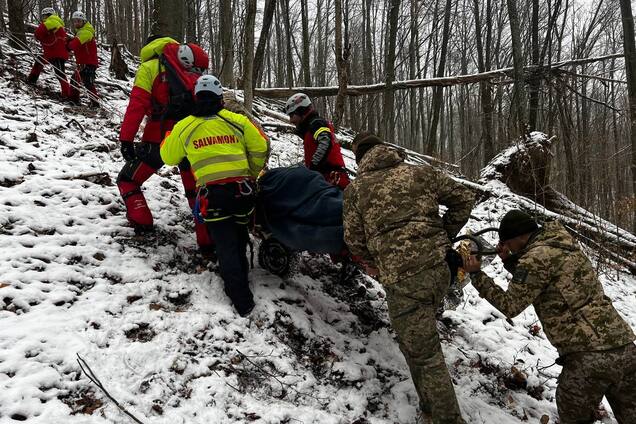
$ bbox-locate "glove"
[120,141,136,162]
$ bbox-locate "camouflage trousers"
[385,266,466,424]
[557,342,636,424]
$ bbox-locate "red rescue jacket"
[119,38,201,144]
[298,113,349,188]
[34,15,69,61]
[68,22,98,67]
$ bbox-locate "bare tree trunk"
[282,0,294,86]
[7,0,27,49]
[254,0,276,87]
[527,0,540,130]
[507,0,526,134]
[219,0,234,86]
[185,0,197,43]
[300,0,311,86]
[473,0,495,161]
[242,0,257,111]
[0,0,7,32]
[333,0,349,128]
[620,0,636,232]
[382,0,400,141]
[426,0,452,155]
[363,0,374,132]
[152,0,184,41]
[142,0,149,42]
[110,38,130,80]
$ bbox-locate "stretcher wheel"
[258,238,296,278]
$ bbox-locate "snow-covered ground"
[1,37,634,424]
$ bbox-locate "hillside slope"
[0,38,634,424]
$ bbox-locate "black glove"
[445,249,464,283]
[120,141,136,162]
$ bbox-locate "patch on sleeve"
[512,268,529,284]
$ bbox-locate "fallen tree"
[254,54,624,98]
[456,132,636,273]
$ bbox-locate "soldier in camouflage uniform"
[343,132,474,424]
[464,210,636,424]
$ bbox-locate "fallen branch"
[562,82,622,112]
[96,79,131,95]
[234,350,329,403]
[76,354,146,424]
[254,54,625,98]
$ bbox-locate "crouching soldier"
[464,210,636,424]
[343,132,474,424]
[161,75,269,316]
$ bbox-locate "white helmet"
[195,75,223,97]
[72,11,86,21]
[283,93,312,115]
[178,45,195,70]
[41,7,55,17]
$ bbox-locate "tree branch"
[254,54,625,98]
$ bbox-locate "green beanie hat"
[498,210,539,242]
[352,132,383,163]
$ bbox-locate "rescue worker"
[67,11,99,107]
[117,36,215,256]
[283,93,349,189]
[160,75,269,316]
[27,7,70,99]
[464,210,636,424]
[343,132,474,424]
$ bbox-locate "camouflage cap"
[498,210,539,241]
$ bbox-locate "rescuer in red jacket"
[67,11,99,107]
[27,8,70,98]
[283,93,349,189]
[117,36,214,256]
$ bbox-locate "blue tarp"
[257,166,345,254]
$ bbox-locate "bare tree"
[333,0,349,128]
[242,0,257,111]
[507,0,526,133]
[254,0,276,87]
[152,0,184,41]
[7,0,27,49]
[381,0,400,141]
[219,0,234,86]
[426,0,452,155]
[300,0,311,86]
[620,0,636,233]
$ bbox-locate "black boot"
[26,74,38,85]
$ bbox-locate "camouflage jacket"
[472,221,635,355]
[343,145,475,285]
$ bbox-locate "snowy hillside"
[1,38,635,424]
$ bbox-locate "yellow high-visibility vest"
[160,109,269,186]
